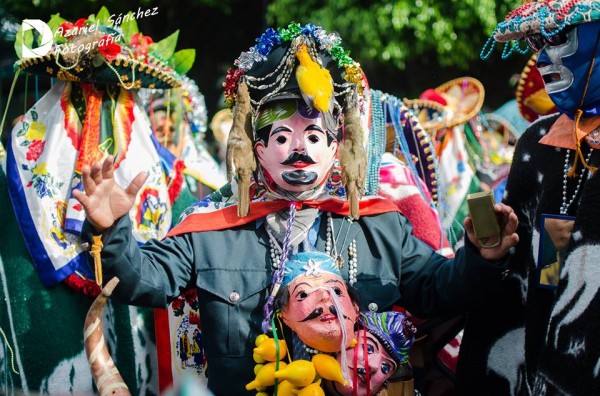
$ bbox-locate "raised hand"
[464,203,519,261]
[73,156,147,233]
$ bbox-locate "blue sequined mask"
[537,21,600,115]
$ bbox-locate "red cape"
[167,197,400,237]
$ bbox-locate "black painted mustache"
[301,306,324,322]
[281,151,316,165]
[299,305,353,322]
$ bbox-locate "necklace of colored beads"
[365,89,387,196]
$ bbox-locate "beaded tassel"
[348,240,358,286]
[262,204,297,333]
[365,90,387,196]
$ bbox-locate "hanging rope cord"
[260,204,352,384]
[0,71,21,161]
[262,203,297,334]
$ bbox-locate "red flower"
[98,35,121,61]
[26,140,45,162]
[130,32,154,58]
[74,18,87,28]
[59,22,74,37]
[59,18,88,39]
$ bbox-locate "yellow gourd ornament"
[246,361,288,390]
[295,379,325,396]
[254,337,288,362]
[275,379,298,396]
[255,334,270,347]
[312,353,347,385]
[274,359,316,388]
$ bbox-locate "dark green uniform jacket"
[85,210,507,395]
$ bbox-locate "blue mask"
[537,21,600,116]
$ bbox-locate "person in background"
[458,1,600,394]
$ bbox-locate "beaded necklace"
[365,89,387,196]
[560,148,594,215]
[267,212,358,285]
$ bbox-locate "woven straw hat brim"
[16,50,180,89]
[434,77,485,128]
[484,112,520,143]
[402,98,450,135]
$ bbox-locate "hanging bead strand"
[560,148,594,215]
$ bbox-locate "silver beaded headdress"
[223,23,368,218]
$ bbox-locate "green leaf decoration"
[149,30,179,62]
[170,48,196,75]
[46,13,66,33]
[120,11,138,43]
[96,6,111,26]
[47,13,67,44]
[14,23,34,59]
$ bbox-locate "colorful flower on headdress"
[130,32,154,59]
[223,67,246,108]
[255,28,281,56]
[98,35,121,61]
[59,18,88,39]
[223,22,363,108]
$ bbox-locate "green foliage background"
[266,0,521,69]
[1,0,529,125]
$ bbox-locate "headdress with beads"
[482,0,600,59]
[224,23,367,219]
[360,311,416,365]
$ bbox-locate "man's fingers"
[502,212,519,235]
[90,161,103,185]
[80,165,96,196]
[125,172,148,198]
[72,188,89,208]
[102,156,115,180]
[501,232,519,251]
[463,216,474,234]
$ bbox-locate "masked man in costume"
[74,24,518,395]
[458,1,600,394]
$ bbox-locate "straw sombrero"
[402,98,450,136]
[515,54,557,122]
[433,77,485,128]
[15,11,193,89]
[17,50,181,89]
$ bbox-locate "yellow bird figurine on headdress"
[295,44,336,132]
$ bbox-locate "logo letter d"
[21,19,53,58]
